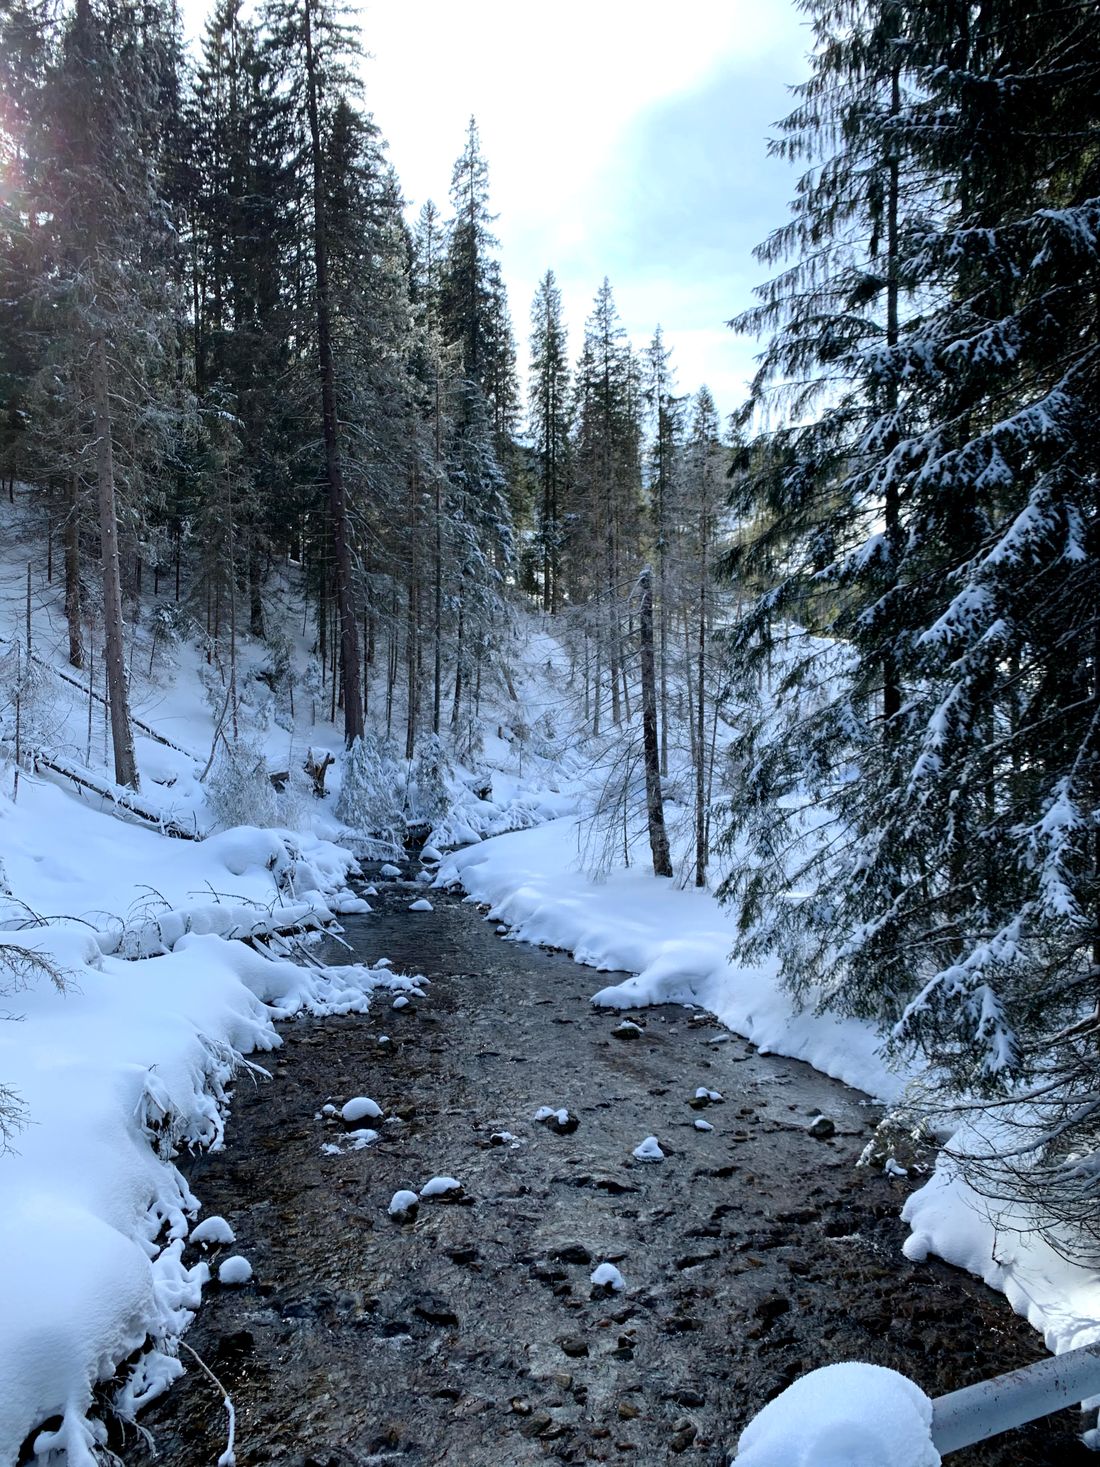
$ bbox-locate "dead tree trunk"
[638,567,672,879]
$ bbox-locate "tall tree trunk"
[405,469,419,760]
[303,0,362,745]
[249,533,265,638]
[64,475,84,670]
[93,335,139,790]
[451,598,465,731]
[639,567,672,878]
[695,534,708,888]
[882,57,902,729]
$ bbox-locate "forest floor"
[130,863,1092,1467]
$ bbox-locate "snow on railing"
[731,1346,1100,1464]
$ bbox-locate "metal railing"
[931,1339,1100,1454]
[733,1343,1100,1461]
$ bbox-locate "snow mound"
[590,1262,625,1292]
[190,1216,235,1246]
[420,1176,462,1199]
[733,1361,939,1466]
[388,1190,419,1219]
[408,898,433,912]
[380,863,402,877]
[632,1135,665,1161]
[341,1096,383,1123]
[217,1256,253,1286]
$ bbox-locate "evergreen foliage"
[722,0,1100,1241]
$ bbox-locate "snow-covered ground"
[3,477,1100,1463]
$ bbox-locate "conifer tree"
[23,0,187,789]
[528,269,570,612]
[722,0,1100,1239]
[570,279,642,730]
[263,0,365,744]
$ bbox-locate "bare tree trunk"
[249,533,264,638]
[405,471,419,759]
[451,599,465,731]
[64,476,84,669]
[303,0,362,745]
[593,618,602,737]
[639,567,672,878]
[695,559,707,888]
[93,334,139,790]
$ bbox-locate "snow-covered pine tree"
[568,280,643,733]
[528,269,571,614]
[722,0,1100,1242]
[262,0,365,744]
[642,326,683,776]
[21,0,190,789]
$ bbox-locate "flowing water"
[127,862,1091,1466]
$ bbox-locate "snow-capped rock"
[420,1175,464,1201]
[590,1262,626,1293]
[218,1255,253,1285]
[388,1190,420,1224]
[341,1096,383,1124]
[632,1135,665,1162]
[190,1216,235,1246]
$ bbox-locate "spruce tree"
[723,0,1100,1241]
[528,269,571,613]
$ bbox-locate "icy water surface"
[130,863,1092,1465]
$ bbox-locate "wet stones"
[557,1334,589,1358]
[387,1189,419,1224]
[535,1106,579,1135]
[445,1243,479,1265]
[550,1242,592,1265]
[412,1294,459,1327]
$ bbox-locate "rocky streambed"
[128,863,1092,1466]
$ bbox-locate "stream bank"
[128,863,1091,1466]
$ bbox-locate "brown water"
[124,862,1090,1466]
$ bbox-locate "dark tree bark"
[638,567,672,878]
[302,0,362,745]
[93,334,139,790]
[64,477,84,669]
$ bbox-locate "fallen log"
[28,749,201,840]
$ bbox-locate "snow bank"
[0,921,404,1463]
[439,817,901,1102]
[734,1362,940,1466]
[903,1142,1100,1358]
[0,779,410,1464]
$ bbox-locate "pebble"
[558,1335,589,1357]
[808,1114,836,1139]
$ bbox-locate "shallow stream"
[129,862,1091,1466]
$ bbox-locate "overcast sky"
[182,1,813,422]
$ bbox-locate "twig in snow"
[178,1341,237,1466]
